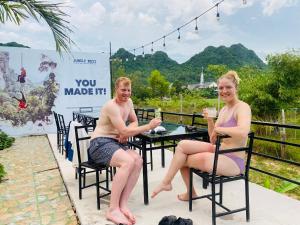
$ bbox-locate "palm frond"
[0,0,74,54]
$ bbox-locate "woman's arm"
[214,103,251,139]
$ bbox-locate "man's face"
[116,82,131,102]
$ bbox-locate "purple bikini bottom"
[223,153,245,174]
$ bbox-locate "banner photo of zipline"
[0,47,111,136]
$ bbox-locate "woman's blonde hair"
[115,76,131,89]
[218,70,241,88]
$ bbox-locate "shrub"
[0,163,6,182]
[0,131,15,150]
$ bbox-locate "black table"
[134,122,209,205]
[72,111,99,128]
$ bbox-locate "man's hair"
[115,76,131,89]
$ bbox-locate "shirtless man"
[151,70,251,200]
[88,77,161,225]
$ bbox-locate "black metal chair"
[53,112,69,154]
[75,125,111,210]
[188,132,255,225]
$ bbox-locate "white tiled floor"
[48,134,300,225]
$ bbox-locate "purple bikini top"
[219,115,237,127]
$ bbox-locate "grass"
[249,155,300,200]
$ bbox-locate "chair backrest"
[213,132,255,176]
[74,125,93,165]
[79,107,93,112]
[58,113,67,133]
[146,109,155,120]
[135,108,145,120]
[53,111,60,130]
[191,113,207,127]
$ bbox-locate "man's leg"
[119,150,142,223]
[106,149,135,225]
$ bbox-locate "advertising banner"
[0,47,111,136]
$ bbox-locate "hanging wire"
[127,0,225,54]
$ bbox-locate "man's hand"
[117,135,128,143]
[148,118,161,130]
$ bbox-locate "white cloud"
[261,0,298,16]
[70,2,106,30]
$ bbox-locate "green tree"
[148,70,170,98]
[239,52,300,119]
[206,64,229,81]
[0,0,73,53]
[128,71,151,101]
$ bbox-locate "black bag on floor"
[158,215,177,225]
[173,217,193,225]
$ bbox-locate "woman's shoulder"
[236,100,250,109]
[236,100,251,115]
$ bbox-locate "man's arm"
[108,102,159,137]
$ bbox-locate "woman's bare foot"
[151,182,172,198]
[106,208,132,225]
[120,207,136,224]
[177,192,197,201]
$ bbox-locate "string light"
[194,17,198,33]
[127,0,225,56]
[151,42,154,53]
[133,49,136,60]
[216,3,220,21]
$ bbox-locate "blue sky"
[0,0,299,63]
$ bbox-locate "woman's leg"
[119,150,142,224]
[151,140,214,198]
[106,149,135,225]
[177,166,198,201]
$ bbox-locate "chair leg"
[219,178,223,204]
[245,178,250,221]
[79,168,82,199]
[106,168,109,189]
[189,169,193,211]
[83,168,86,188]
[96,169,100,210]
[150,149,153,171]
[212,180,217,225]
[203,176,209,189]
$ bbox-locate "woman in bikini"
[151,70,251,200]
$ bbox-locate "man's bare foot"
[177,192,198,201]
[106,208,132,225]
[151,182,172,198]
[120,207,136,224]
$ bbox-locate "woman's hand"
[203,108,214,122]
[148,118,161,129]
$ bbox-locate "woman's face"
[217,78,237,102]
[115,82,131,102]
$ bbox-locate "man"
[88,77,161,225]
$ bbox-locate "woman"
[88,77,161,225]
[151,70,251,201]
